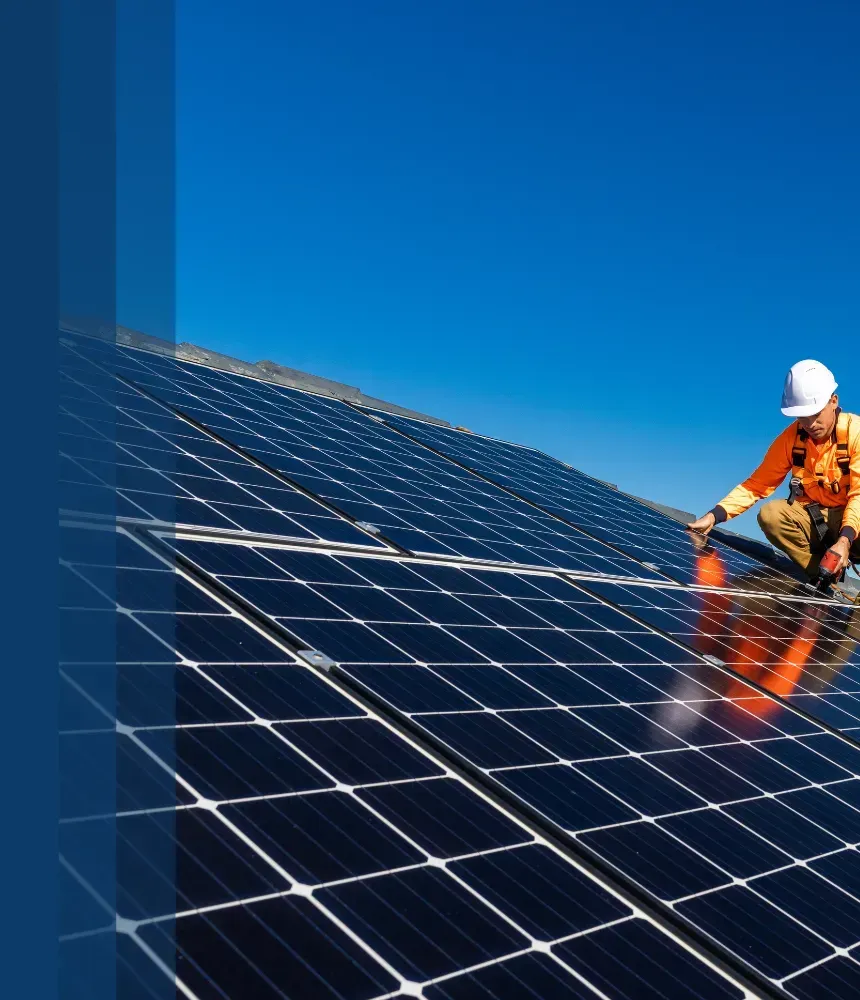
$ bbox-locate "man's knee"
[757,502,787,535]
[757,500,818,574]
[757,501,803,551]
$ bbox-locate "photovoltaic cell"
[372,410,805,596]
[65,334,667,580]
[168,534,860,994]
[60,524,746,1000]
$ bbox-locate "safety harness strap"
[807,502,830,544]
[788,410,851,500]
[787,427,808,505]
[791,427,808,477]
[836,411,851,477]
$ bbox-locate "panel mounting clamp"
[355,521,382,535]
[702,654,726,668]
[296,649,337,672]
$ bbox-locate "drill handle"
[819,549,842,578]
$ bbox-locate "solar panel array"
[59,333,860,1000]
[372,411,804,597]
[64,334,665,580]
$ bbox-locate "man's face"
[797,394,839,441]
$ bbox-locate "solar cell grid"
[60,341,384,549]
[166,534,860,995]
[582,581,860,744]
[371,410,805,597]
[64,334,666,580]
[60,524,748,1000]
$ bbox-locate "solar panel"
[60,523,751,1000]
[368,410,805,597]
[64,334,667,581]
[580,580,860,743]
[158,533,860,996]
[59,340,389,548]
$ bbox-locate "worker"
[687,360,860,581]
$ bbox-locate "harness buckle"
[787,477,804,505]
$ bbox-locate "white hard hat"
[780,359,838,417]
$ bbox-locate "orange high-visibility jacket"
[712,411,860,542]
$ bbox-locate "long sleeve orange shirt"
[711,411,860,543]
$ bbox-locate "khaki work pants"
[757,499,860,578]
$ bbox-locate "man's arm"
[688,427,793,534]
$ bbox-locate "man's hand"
[827,536,852,573]
[687,512,716,536]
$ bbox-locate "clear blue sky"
[129,1,860,540]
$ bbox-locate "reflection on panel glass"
[585,571,860,740]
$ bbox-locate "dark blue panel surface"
[785,956,860,999]
[316,866,530,981]
[423,951,597,1000]
[448,844,628,940]
[554,920,745,1000]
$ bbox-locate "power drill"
[815,548,843,592]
